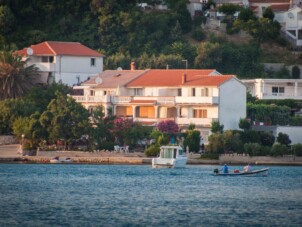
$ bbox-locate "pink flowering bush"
[157,120,179,134]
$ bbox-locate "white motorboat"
[152,145,187,168]
[50,157,73,164]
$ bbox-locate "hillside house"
[71,66,246,144]
[242,78,302,100]
[17,41,104,86]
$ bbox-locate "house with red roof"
[17,41,104,86]
[72,64,246,144]
[247,0,291,18]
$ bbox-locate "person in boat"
[221,164,229,173]
[243,164,251,173]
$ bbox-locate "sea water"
[0,164,301,226]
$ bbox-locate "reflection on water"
[0,164,301,226]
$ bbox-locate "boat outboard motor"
[213,168,219,175]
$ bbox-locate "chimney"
[130,61,136,70]
[182,73,186,84]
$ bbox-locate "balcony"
[72,95,109,103]
[35,62,56,71]
[176,118,217,126]
[175,96,218,104]
[72,95,219,105]
[262,93,302,100]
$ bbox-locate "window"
[91,58,96,66]
[272,87,285,96]
[41,56,54,63]
[201,88,209,96]
[177,89,182,96]
[193,109,207,118]
[192,88,196,96]
[90,90,95,96]
[134,88,143,96]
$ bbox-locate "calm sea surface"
[0,164,301,227]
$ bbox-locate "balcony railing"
[72,95,109,103]
[72,95,219,105]
[262,93,302,100]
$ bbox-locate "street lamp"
[21,134,24,155]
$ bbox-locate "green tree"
[239,118,251,131]
[238,7,255,22]
[0,50,39,100]
[277,132,291,146]
[292,66,300,79]
[218,4,241,16]
[211,121,224,133]
[207,133,224,154]
[263,7,274,20]
[12,112,46,149]
[40,92,91,149]
[90,106,115,150]
[235,17,280,46]
[183,124,200,153]
[0,5,16,36]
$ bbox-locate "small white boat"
[213,168,269,176]
[50,156,61,164]
[50,157,73,164]
[152,145,187,168]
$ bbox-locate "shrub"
[277,132,291,146]
[192,27,206,41]
[270,143,288,157]
[100,141,114,151]
[259,132,275,147]
[144,144,160,157]
[200,152,219,160]
[292,143,302,156]
[259,145,272,156]
[244,143,262,156]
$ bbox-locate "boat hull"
[152,157,187,168]
[214,168,269,176]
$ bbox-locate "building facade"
[72,67,246,143]
[17,41,104,86]
[242,78,302,100]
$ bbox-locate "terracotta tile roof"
[126,69,232,87]
[249,0,290,3]
[271,4,290,11]
[17,41,103,57]
[82,70,148,88]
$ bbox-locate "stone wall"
[0,136,18,145]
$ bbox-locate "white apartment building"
[17,41,104,86]
[72,67,246,143]
[242,78,302,99]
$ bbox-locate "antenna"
[95,77,103,84]
[27,48,33,55]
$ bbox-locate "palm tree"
[0,49,39,100]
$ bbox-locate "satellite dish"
[95,77,102,84]
[27,48,33,55]
[117,67,123,71]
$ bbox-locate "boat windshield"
[161,148,177,159]
[178,149,184,155]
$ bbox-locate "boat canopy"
[160,146,184,159]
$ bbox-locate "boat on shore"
[152,145,187,168]
[50,157,73,164]
[213,167,269,176]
